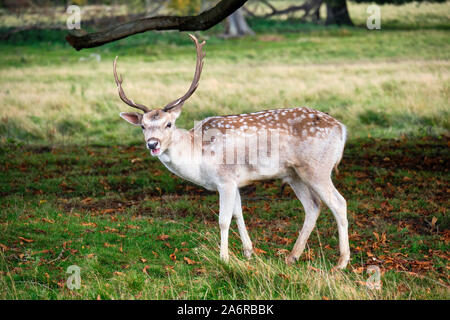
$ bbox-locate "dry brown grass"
[1,57,448,141]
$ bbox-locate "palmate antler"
[113,34,206,114]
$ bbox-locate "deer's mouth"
[151,148,161,156]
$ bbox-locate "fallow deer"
[114,34,350,269]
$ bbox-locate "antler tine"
[163,34,206,112]
[113,56,150,113]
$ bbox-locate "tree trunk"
[325,0,353,26]
[224,8,254,38]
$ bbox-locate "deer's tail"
[334,124,347,176]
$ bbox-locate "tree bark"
[66,0,248,51]
[325,0,353,26]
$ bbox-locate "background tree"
[245,0,447,26]
[324,0,353,25]
[245,0,352,25]
[223,7,254,38]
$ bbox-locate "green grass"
[0,22,449,145]
[0,137,449,299]
[0,2,449,299]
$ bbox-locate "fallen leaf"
[41,218,54,224]
[81,197,93,204]
[194,267,206,275]
[253,247,267,255]
[157,234,170,241]
[183,257,197,265]
[126,225,140,230]
[275,249,290,256]
[101,208,116,214]
[373,232,380,242]
[143,265,150,274]
[32,249,51,255]
[81,222,97,227]
[18,236,34,243]
[164,265,175,273]
[308,266,321,272]
[352,267,365,274]
[431,216,438,228]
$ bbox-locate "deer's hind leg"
[294,167,350,270]
[218,183,238,262]
[285,177,322,265]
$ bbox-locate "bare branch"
[245,0,323,20]
[66,0,248,51]
[259,0,278,14]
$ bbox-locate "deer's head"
[115,34,205,157]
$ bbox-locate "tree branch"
[262,4,309,18]
[66,0,248,51]
[246,0,323,19]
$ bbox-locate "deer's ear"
[167,105,183,121]
[120,112,142,126]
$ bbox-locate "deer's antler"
[113,57,150,113]
[163,34,206,112]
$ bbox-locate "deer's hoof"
[331,256,349,272]
[220,253,230,263]
[285,255,298,266]
[244,248,253,259]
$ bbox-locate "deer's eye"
[141,125,145,130]
[166,122,172,129]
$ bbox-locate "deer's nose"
[147,139,159,150]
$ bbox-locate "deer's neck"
[157,127,210,189]
[158,127,192,164]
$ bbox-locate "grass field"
[0,2,449,299]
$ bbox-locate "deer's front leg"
[218,183,237,262]
[233,190,253,259]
